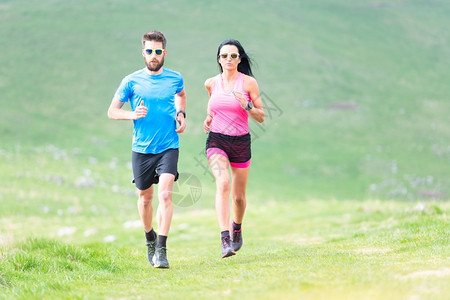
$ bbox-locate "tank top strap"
[212,74,222,94]
[234,72,245,92]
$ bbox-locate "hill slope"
[1,0,449,201]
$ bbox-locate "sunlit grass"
[1,200,449,299]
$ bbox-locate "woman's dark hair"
[217,39,254,77]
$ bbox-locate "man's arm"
[107,98,147,120]
[175,89,186,133]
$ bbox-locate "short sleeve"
[176,75,184,94]
[114,76,132,102]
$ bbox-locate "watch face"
[246,102,253,110]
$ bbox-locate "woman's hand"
[232,91,248,109]
[203,114,213,133]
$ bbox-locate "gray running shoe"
[153,247,170,268]
[146,239,157,266]
[231,228,243,252]
[221,236,236,258]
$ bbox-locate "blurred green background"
[1,0,449,221]
[1,2,449,299]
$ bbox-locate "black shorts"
[206,132,251,167]
[132,148,179,190]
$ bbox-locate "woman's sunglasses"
[145,48,165,56]
[219,52,240,59]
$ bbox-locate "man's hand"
[175,113,186,133]
[134,101,148,120]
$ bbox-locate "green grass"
[1,200,449,299]
[1,0,449,200]
[1,0,450,298]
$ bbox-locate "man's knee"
[157,173,176,203]
[138,189,153,206]
[158,189,173,203]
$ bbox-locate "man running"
[108,30,186,269]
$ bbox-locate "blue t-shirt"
[114,68,184,154]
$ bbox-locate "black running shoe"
[146,239,157,266]
[153,247,169,268]
[231,228,243,252]
[221,236,236,258]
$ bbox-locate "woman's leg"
[208,154,231,231]
[230,165,250,251]
[230,165,250,224]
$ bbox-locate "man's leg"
[138,185,154,233]
[156,173,175,236]
[137,186,157,266]
[153,173,175,268]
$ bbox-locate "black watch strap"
[245,102,254,111]
[177,110,186,118]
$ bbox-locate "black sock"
[221,230,230,239]
[232,221,241,231]
[157,235,167,248]
[145,228,157,242]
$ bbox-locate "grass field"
[1,0,449,299]
[1,200,449,299]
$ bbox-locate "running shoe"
[231,228,243,252]
[146,239,157,266]
[153,247,170,268]
[221,236,236,258]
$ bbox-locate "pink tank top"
[209,72,251,136]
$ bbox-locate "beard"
[146,57,164,72]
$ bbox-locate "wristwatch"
[177,110,186,118]
[244,102,254,111]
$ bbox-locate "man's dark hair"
[142,30,167,49]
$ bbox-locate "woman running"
[203,39,265,258]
